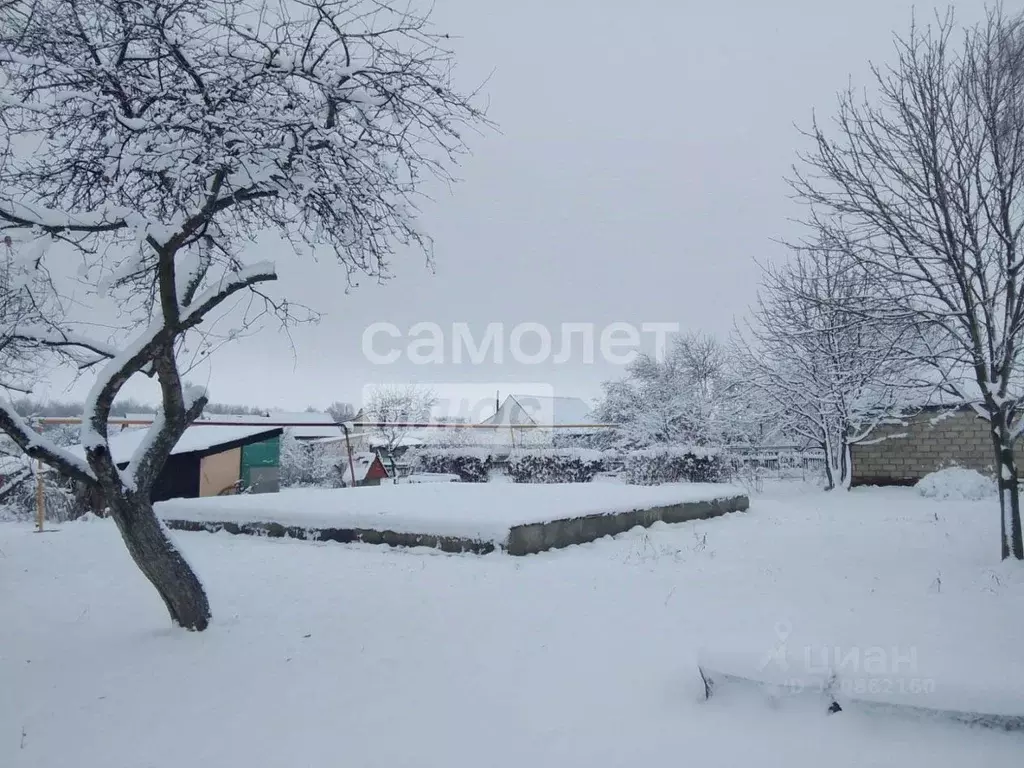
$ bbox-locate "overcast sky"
[37,0,975,415]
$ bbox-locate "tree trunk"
[107,492,211,630]
[839,437,853,490]
[822,437,836,491]
[991,419,1024,561]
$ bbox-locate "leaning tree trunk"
[107,492,211,630]
[991,413,1024,561]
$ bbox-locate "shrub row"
[621,447,725,485]
[506,450,605,484]
[407,446,727,485]
[410,447,494,483]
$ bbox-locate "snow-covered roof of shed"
[341,451,388,484]
[67,425,281,466]
[267,411,343,439]
[193,411,344,439]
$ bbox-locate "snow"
[917,468,996,501]
[402,473,461,483]
[66,424,280,466]
[157,482,745,544]
[2,483,1024,767]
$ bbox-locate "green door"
[241,436,281,491]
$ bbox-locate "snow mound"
[916,468,995,501]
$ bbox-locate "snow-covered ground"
[3,482,1024,767]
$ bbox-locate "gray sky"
[39,0,971,413]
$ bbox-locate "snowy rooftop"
[194,411,343,439]
[68,425,281,466]
[156,482,744,544]
[481,395,596,427]
[341,452,387,484]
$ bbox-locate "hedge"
[506,450,606,484]
[621,447,726,485]
[407,447,494,483]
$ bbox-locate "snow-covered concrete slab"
[156,482,749,554]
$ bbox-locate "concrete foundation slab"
[163,489,749,555]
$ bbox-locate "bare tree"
[0,0,489,627]
[326,401,357,423]
[792,6,1024,558]
[363,384,436,472]
[739,238,922,490]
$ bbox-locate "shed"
[68,425,283,502]
[339,451,390,487]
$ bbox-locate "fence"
[734,451,827,481]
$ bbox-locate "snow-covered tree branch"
[0,0,490,628]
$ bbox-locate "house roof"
[193,411,344,439]
[67,425,282,466]
[340,451,389,484]
[481,395,595,427]
[268,411,344,439]
[368,430,430,449]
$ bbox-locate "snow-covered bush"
[407,447,494,483]
[622,447,726,485]
[0,470,78,522]
[916,467,996,501]
[279,434,340,488]
[506,450,606,484]
[593,333,764,450]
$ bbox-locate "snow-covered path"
[3,483,1023,767]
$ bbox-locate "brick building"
[850,405,1002,486]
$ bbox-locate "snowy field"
[155,482,747,544]
[3,482,1024,767]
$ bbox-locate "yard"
[2,482,1023,767]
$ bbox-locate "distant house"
[481,394,596,430]
[67,425,283,501]
[850,404,1001,486]
[338,451,390,487]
